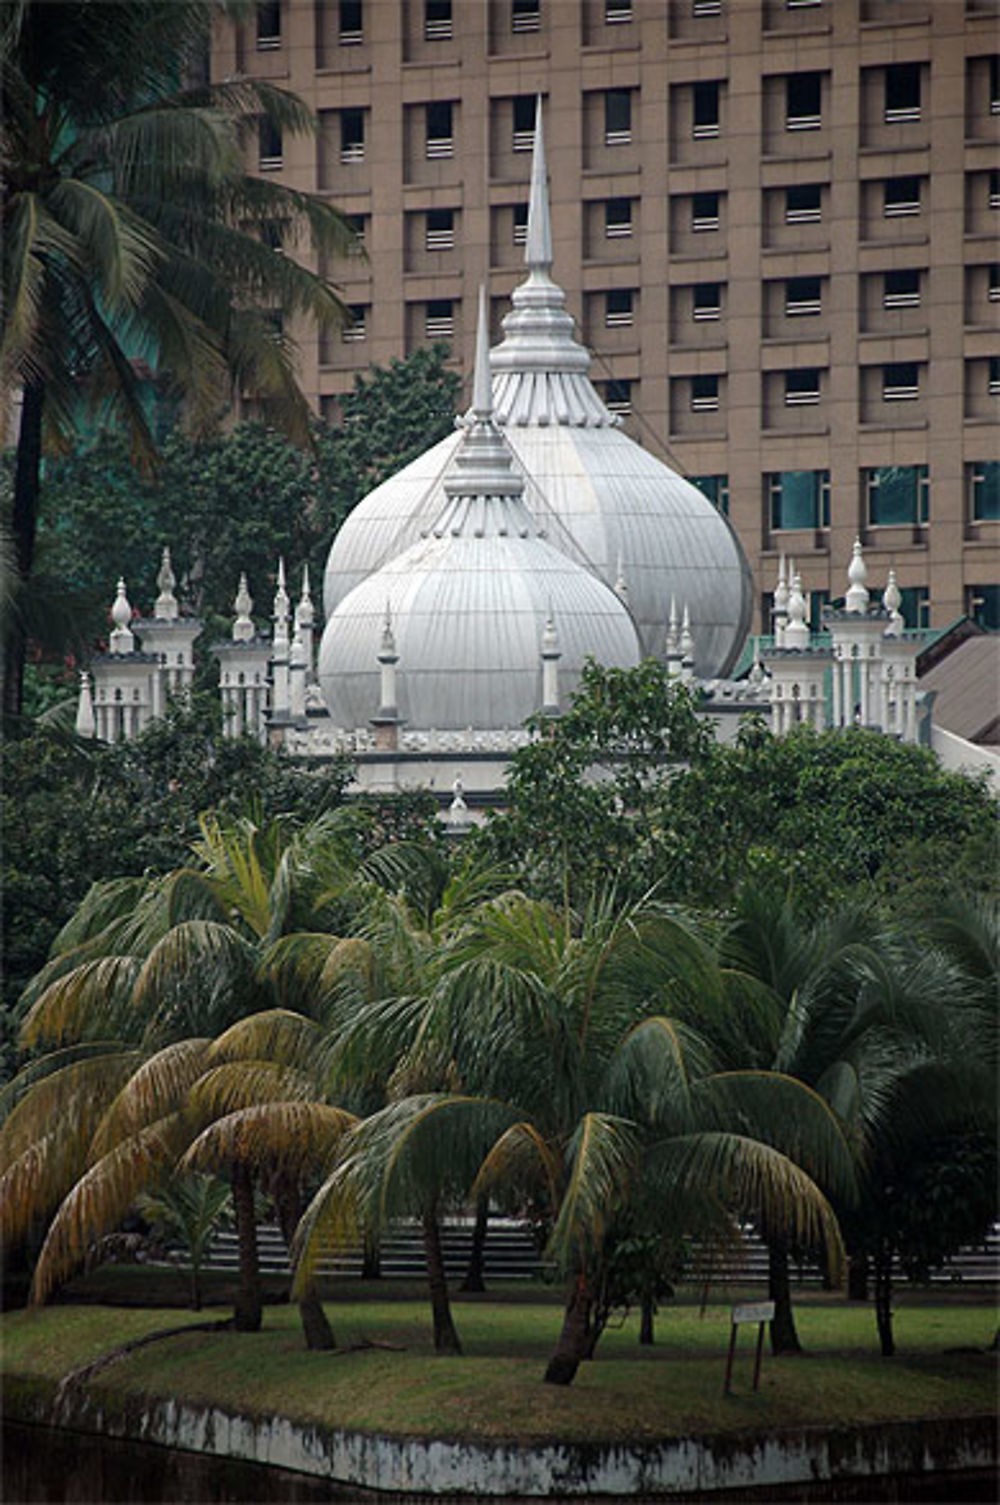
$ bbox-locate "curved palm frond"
[182,1101,357,1181]
[0,1051,140,1169]
[547,1112,639,1269]
[19,955,142,1048]
[89,1038,213,1161]
[469,1121,560,1212]
[208,1008,324,1071]
[187,1060,317,1120]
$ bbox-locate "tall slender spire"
[525,94,552,272]
[472,284,492,420]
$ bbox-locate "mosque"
[75,107,997,805]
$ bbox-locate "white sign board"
[731,1301,775,1325]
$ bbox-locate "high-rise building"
[212,0,1000,634]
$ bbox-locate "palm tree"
[1,0,357,715]
[136,1170,232,1310]
[292,889,854,1383]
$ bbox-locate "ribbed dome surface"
[318,388,641,730]
[321,103,752,680]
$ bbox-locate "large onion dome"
[318,295,640,732]
[322,103,752,679]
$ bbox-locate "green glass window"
[866,465,929,526]
[768,470,830,529]
[971,462,1000,521]
[690,474,729,515]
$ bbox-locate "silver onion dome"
[322,100,752,679]
[318,293,641,731]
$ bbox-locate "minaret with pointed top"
[878,567,920,741]
[137,547,202,714]
[783,572,810,650]
[665,598,682,678]
[270,558,291,722]
[154,548,179,621]
[295,565,316,675]
[773,555,789,648]
[233,573,255,642]
[679,604,695,682]
[371,602,403,750]
[845,538,869,614]
[89,576,158,740]
[825,540,891,729]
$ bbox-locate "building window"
[339,0,363,44]
[784,368,820,405]
[258,118,283,170]
[345,213,366,254]
[883,270,921,309]
[426,208,455,251]
[990,356,1000,396]
[425,299,453,339]
[808,590,830,634]
[768,470,830,530]
[340,110,365,163]
[256,0,281,48]
[693,81,720,139]
[512,203,528,245]
[866,464,929,526]
[785,184,822,223]
[898,587,930,630]
[424,0,452,39]
[426,101,454,158]
[692,0,722,14]
[884,62,922,123]
[989,264,1000,304]
[991,169,1000,210]
[693,283,722,321]
[262,220,283,252]
[883,363,919,401]
[511,0,540,32]
[512,96,535,153]
[605,0,632,22]
[883,176,921,218]
[691,192,719,231]
[342,304,367,343]
[605,198,633,238]
[970,461,1000,521]
[605,90,632,147]
[785,277,821,316]
[605,289,634,328]
[991,56,1000,115]
[690,474,729,514]
[691,375,719,411]
[603,380,632,414]
[786,73,822,131]
[967,584,1000,629]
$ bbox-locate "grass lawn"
[2,1282,996,1444]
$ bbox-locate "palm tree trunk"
[275,1178,334,1351]
[460,1196,489,1293]
[361,1233,382,1280]
[874,1244,895,1357]
[231,1162,262,1332]
[421,1207,462,1354]
[543,1273,593,1386]
[767,1237,802,1355]
[848,1253,870,1302]
[3,379,44,719]
[639,1290,655,1345]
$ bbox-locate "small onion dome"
[322,102,752,679]
[319,289,640,732]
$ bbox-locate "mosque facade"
[76,110,995,805]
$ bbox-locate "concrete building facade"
[211,0,1000,635]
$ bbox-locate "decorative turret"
[773,555,789,648]
[270,558,291,722]
[444,773,471,835]
[665,598,682,679]
[883,569,904,637]
[680,604,695,682]
[233,574,255,642]
[75,670,95,739]
[783,572,810,651]
[153,547,179,621]
[295,565,316,675]
[135,547,202,713]
[214,571,270,742]
[109,578,135,655]
[845,538,870,614]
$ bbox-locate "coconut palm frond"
[19,955,142,1048]
[89,1038,213,1161]
[603,1014,712,1126]
[182,1101,358,1181]
[0,1132,87,1249]
[470,1122,560,1211]
[44,877,148,957]
[132,919,265,1036]
[48,179,161,307]
[697,1070,858,1202]
[547,1112,639,1270]
[208,1008,323,1070]
[0,1052,140,1169]
[648,1131,845,1285]
[291,1155,362,1299]
[30,1112,190,1304]
[188,1061,317,1120]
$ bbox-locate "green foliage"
[136,1171,232,1309]
[1,699,352,1020]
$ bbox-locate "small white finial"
[109,578,135,654]
[845,538,869,613]
[75,670,95,738]
[665,598,680,663]
[472,284,492,420]
[525,94,553,271]
[447,773,470,828]
[295,565,314,628]
[232,573,254,642]
[379,601,397,660]
[784,572,810,650]
[154,547,179,621]
[773,555,789,647]
[749,640,765,686]
[541,610,560,658]
[883,568,904,637]
[273,558,290,646]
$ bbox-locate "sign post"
[724,1300,775,1395]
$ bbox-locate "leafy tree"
[1,0,357,715]
[136,1170,232,1310]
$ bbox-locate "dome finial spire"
[472,284,492,420]
[525,94,552,272]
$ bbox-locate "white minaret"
[270,558,291,721]
[540,609,561,715]
[845,538,870,614]
[665,598,682,678]
[153,547,179,621]
[233,573,255,642]
[371,602,402,751]
[109,578,135,655]
[883,569,904,637]
[295,566,315,676]
[214,573,269,741]
[680,603,695,682]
